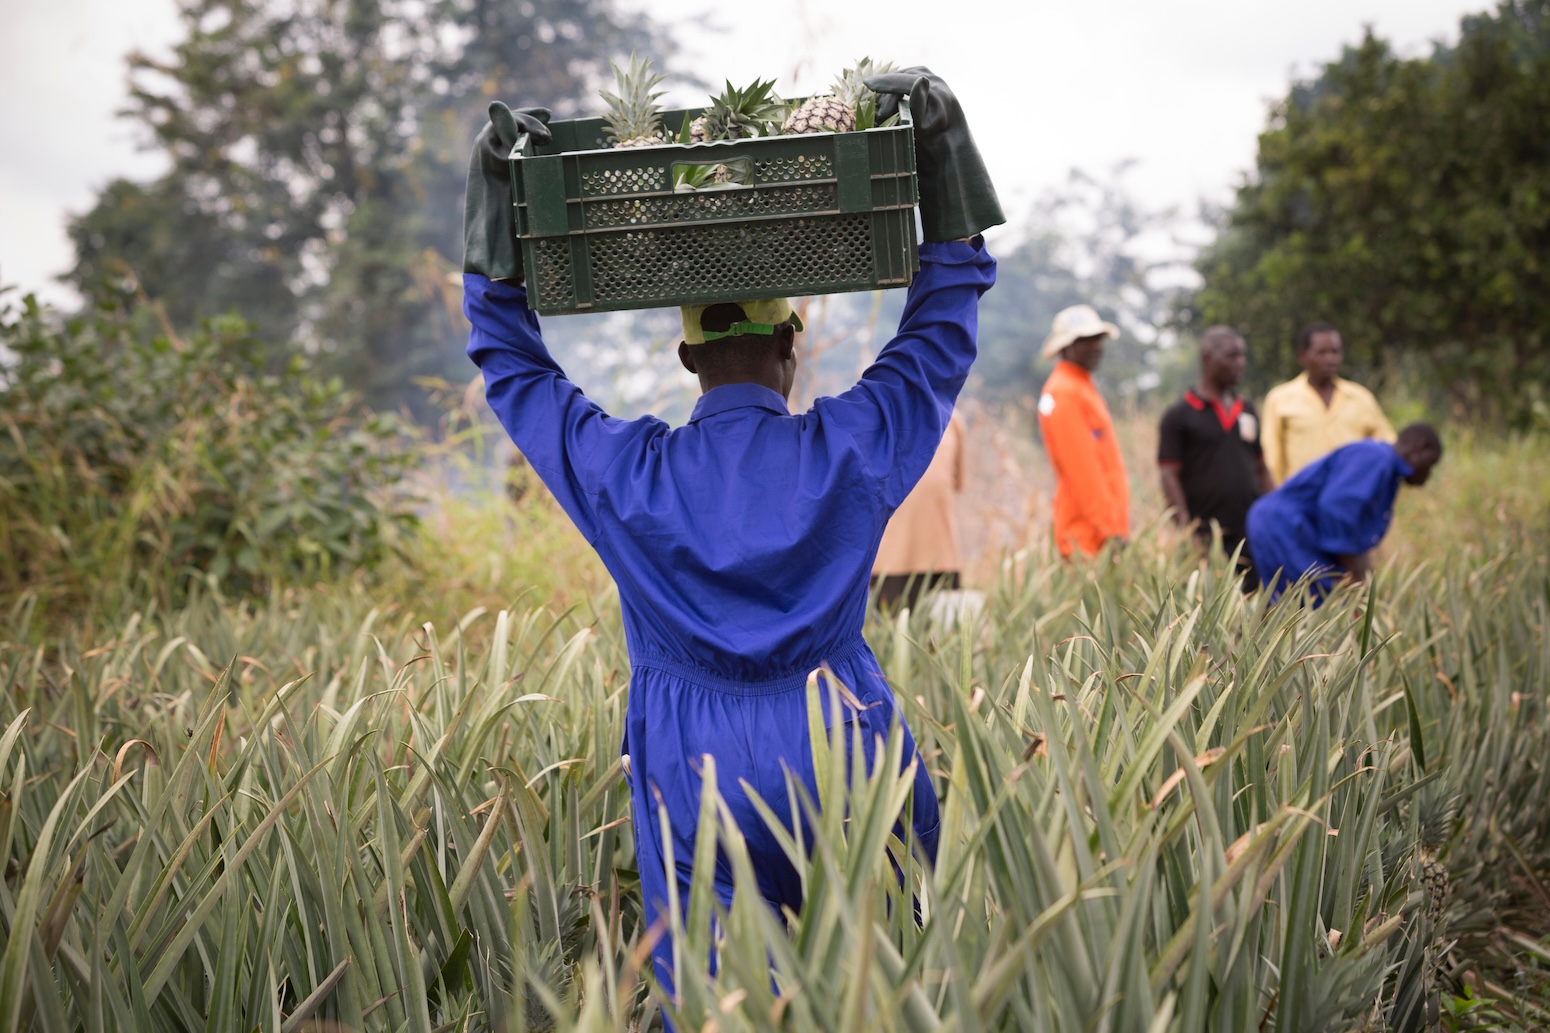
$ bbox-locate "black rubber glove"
[462,102,551,283]
[864,68,1004,242]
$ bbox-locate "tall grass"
[3,530,1545,1031]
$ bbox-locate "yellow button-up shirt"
[1260,372,1396,484]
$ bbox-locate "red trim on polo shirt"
[1185,389,1243,433]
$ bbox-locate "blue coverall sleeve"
[1311,445,1399,556]
[464,274,667,543]
[815,238,997,509]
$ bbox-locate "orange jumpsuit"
[1037,360,1129,556]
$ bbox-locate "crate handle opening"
[671,157,756,193]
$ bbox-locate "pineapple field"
[1,424,1548,1033]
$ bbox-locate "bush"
[0,289,419,615]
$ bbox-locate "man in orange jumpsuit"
[1037,304,1129,557]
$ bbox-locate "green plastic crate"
[507,99,919,315]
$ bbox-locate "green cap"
[681,299,804,345]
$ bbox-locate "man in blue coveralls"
[1246,423,1442,603]
[461,69,1003,996]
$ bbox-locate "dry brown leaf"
[1224,822,1271,864]
[1148,747,1228,808]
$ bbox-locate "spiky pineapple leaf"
[700,77,784,141]
[855,95,877,133]
[600,52,666,146]
[1402,670,1428,773]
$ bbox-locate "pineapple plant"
[1403,786,1459,1030]
[675,78,784,192]
[601,53,667,148]
[1415,787,1457,923]
[781,57,896,135]
[688,77,785,143]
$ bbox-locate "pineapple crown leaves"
[701,77,785,141]
[833,57,896,107]
[1413,785,1460,852]
[835,58,898,132]
[600,52,668,144]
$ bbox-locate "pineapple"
[674,78,783,191]
[601,53,667,148]
[1414,788,1456,923]
[1406,786,1458,1030]
[781,95,854,136]
[1418,852,1449,922]
[690,78,785,143]
[781,57,895,136]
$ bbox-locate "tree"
[974,165,1196,407]
[67,0,673,418]
[733,165,1196,415]
[0,286,418,614]
[1190,1,1550,425]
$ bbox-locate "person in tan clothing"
[1261,321,1396,484]
[1037,305,1130,557]
[872,409,966,610]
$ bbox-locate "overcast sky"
[1,0,1485,307]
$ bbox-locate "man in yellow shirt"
[1261,321,1395,484]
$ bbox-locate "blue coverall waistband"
[628,636,869,696]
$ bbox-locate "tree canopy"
[974,166,1194,409]
[1191,0,1550,426]
[66,0,672,417]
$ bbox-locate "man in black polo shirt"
[1159,326,1275,588]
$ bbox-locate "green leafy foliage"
[65,0,674,418]
[975,165,1196,408]
[0,289,419,615]
[1191,1,1550,425]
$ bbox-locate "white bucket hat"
[1040,304,1120,361]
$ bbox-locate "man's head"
[678,300,803,400]
[1199,325,1247,390]
[1063,335,1107,372]
[1041,304,1119,371]
[1296,321,1343,382]
[1395,423,1443,486]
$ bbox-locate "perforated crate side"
[510,100,918,314]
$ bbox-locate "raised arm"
[816,241,996,507]
[817,67,1004,509]
[465,278,665,543]
[461,103,663,543]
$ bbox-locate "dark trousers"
[1212,530,1259,593]
[871,571,961,612]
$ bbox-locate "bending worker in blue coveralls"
[460,69,1002,997]
[1246,423,1442,604]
